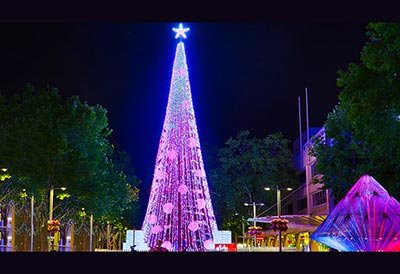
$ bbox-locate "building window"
[283,203,293,215]
[297,197,307,212]
[312,190,327,207]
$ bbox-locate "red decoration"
[247,226,263,236]
[270,218,289,232]
[47,219,61,233]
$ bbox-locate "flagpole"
[305,87,311,216]
[298,96,303,168]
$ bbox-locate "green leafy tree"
[208,130,298,233]
[111,149,141,229]
[310,22,400,202]
[0,84,136,226]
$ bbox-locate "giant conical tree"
[141,23,218,251]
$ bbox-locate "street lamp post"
[89,214,93,252]
[244,202,264,250]
[48,185,66,252]
[264,186,292,252]
[106,221,111,250]
[241,216,245,245]
[31,195,34,252]
[233,212,246,245]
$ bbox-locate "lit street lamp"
[264,186,292,252]
[244,202,264,250]
[48,185,66,252]
[234,213,248,245]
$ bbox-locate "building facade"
[248,127,335,252]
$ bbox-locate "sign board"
[215,243,237,252]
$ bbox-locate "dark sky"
[0,22,368,219]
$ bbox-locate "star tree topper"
[172,23,190,39]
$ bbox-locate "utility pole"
[244,202,264,250]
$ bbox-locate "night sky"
[0,22,369,222]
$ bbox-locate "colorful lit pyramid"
[311,174,400,251]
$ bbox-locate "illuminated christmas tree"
[141,23,219,251]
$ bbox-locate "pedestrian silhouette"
[149,240,169,252]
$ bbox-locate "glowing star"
[172,23,190,39]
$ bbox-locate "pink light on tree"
[141,23,218,251]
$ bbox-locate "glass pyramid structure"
[311,174,400,251]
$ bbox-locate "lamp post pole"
[244,202,264,250]
[242,216,245,245]
[31,195,34,252]
[277,187,282,252]
[264,186,292,252]
[252,202,257,249]
[48,185,66,252]
[89,214,93,252]
[48,185,54,251]
[49,185,54,222]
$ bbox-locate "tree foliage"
[0,84,139,226]
[310,22,400,203]
[208,130,299,232]
[111,149,141,228]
